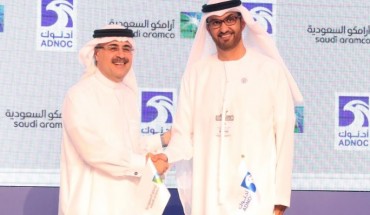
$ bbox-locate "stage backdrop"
[0,0,369,191]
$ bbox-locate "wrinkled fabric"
[58,71,162,215]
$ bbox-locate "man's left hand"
[160,130,171,147]
[274,205,287,215]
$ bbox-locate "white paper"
[136,159,171,215]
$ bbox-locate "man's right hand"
[147,153,169,175]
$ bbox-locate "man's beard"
[212,30,242,51]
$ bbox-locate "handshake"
[146,153,169,175]
[145,130,171,175]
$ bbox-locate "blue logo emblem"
[142,91,173,123]
[243,2,274,34]
[339,96,369,127]
[0,5,4,32]
[37,0,76,51]
[241,172,257,193]
[335,94,370,150]
[140,90,176,135]
[41,0,74,28]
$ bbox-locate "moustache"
[218,31,233,37]
[112,57,129,64]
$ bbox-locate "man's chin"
[218,43,236,51]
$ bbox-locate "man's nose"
[219,21,229,32]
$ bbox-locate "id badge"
[215,110,234,137]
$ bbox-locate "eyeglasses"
[206,14,242,29]
[95,44,134,53]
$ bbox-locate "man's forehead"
[207,11,240,19]
[100,40,132,46]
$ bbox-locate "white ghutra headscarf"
[186,0,303,104]
[78,24,138,94]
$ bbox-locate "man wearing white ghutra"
[157,0,303,214]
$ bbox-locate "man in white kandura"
[58,25,169,215]
[155,0,303,214]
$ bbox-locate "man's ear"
[241,19,246,30]
[94,50,99,66]
[206,24,211,33]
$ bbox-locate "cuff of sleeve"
[274,197,291,208]
[126,153,147,177]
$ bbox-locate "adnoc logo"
[140,89,177,135]
[243,1,275,35]
[41,0,73,27]
[37,0,77,51]
[335,94,370,150]
[241,172,257,192]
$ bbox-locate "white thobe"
[58,71,162,215]
[165,50,295,215]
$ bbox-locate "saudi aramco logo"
[295,106,304,133]
[180,12,202,39]
[0,5,4,32]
